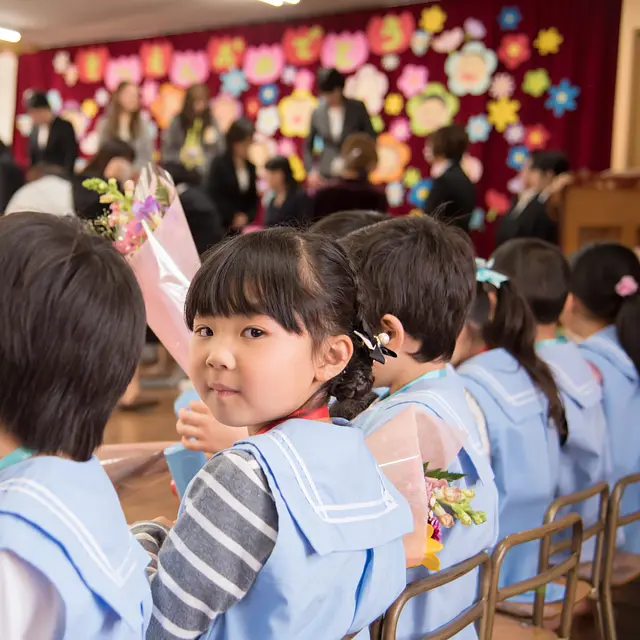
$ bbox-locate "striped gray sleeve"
[146,450,278,640]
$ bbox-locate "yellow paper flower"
[371,115,385,133]
[422,524,443,571]
[81,99,99,119]
[404,167,421,188]
[289,154,306,182]
[409,208,425,217]
[384,93,404,116]
[522,69,551,98]
[487,97,521,133]
[534,27,563,55]
[420,6,447,34]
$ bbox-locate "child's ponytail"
[617,292,640,375]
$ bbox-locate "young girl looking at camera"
[133,228,412,640]
[562,243,640,553]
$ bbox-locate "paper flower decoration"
[386,181,405,207]
[466,114,492,143]
[408,178,433,207]
[16,114,33,138]
[468,208,486,231]
[95,88,110,107]
[420,5,447,34]
[389,117,411,142]
[445,42,497,96]
[207,36,245,73]
[46,90,63,115]
[524,124,551,150]
[367,12,415,55]
[105,56,143,92]
[490,72,515,99]
[522,68,551,98]
[464,18,487,40]
[278,90,318,138]
[411,30,431,56]
[80,98,99,119]
[259,84,279,106]
[498,7,522,31]
[344,64,389,115]
[221,70,248,98]
[282,26,324,66]
[397,64,429,99]
[505,123,525,145]
[370,133,411,184]
[371,115,385,133]
[320,32,369,74]
[534,27,564,55]
[487,97,521,133]
[289,154,306,182]
[64,65,79,88]
[432,28,464,54]
[169,51,209,88]
[255,106,280,137]
[485,189,511,215]
[382,54,400,71]
[507,145,530,171]
[497,34,531,71]
[76,47,109,84]
[150,83,185,130]
[344,64,389,116]
[80,131,100,157]
[462,154,483,184]
[278,138,297,156]
[313,137,324,154]
[407,83,459,136]
[545,79,580,117]
[404,167,421,187]
[140,80,159,108]
[294,68,315,92]
[53,51,70,75]
[212,94,243,133]
[508,175,524,194]
[244,45,285,85]
[282,66,297,85]
[384,93,404,116]
[245,96,260,119]
[140,42,173,79]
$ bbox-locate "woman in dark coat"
[263,156,311,228]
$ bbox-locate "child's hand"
[176,400,248,454]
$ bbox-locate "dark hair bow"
[353,326,397,364]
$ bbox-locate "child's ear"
[314,334,354,384]
[380,314,405,353]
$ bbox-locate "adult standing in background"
[304,68,376,188]
[0,141,24,213]
[263,156,311,228]
[162,83,221,180]
[423,124,475,232]
[25,91,77,177]
[206,119,257,234]
[97,81,154,172]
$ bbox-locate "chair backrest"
[380,552,492,640]
[602,473,640,591]
[544,481,610,588]
[486,513,583,638]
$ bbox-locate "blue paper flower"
[221,70,248,98]
[507,145,530,171]
[313,137,325,154]
[408,179,433,208]
[386,181,405,207]
[498,7,522,31]
[259,84,279,106]
[468,208,486,231]
[466,114,492,143]
[545,79,580,117]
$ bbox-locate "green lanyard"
[0,447,34,472]
[536,336,568,349]
[379,368,448,401]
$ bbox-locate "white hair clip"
[353,330,395,364]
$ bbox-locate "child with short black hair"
[310,209,389,239]
[492,238,610,561]
[562,242,640,553]
[0,213,151,638]
[134,227,412,639]
[453,258,566,603]
[343,216,499,640]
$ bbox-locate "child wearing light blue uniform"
[492,239,611,561]
[133,228,412,639]
[562,243,640,553]
[342,216,499,640]
[0,214,152,638]
[454,260,566,603]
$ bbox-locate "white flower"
[64,65,78,87]
[411,30,431,56]
[255,106,280,137]
[381,54,400,72]
[505,123,525,145]
[53,51,70,75]
[490,73,515,99]
[80,131,100,156]
[95,88,110,107]
[16,114,33,137]
[385,181,404,207]
[344,64,389,116]
[282,66,297,85]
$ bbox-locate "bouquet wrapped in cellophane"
[83,164,201,373]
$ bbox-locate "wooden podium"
[559,172,640,255]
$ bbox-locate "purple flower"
[428,513,442,542]
[133,196,160,222]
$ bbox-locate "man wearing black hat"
[26,91,78,177]
[304,68,375,188]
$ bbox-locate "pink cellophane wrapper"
[365,406,467,568]
[129,167,201,373]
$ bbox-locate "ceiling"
[0,0,430,49]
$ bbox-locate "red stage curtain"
[13,0,622,255]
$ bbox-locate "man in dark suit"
[304,68,376,187]
[26,91,78,177]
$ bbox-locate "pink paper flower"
[616,275,639,298]
[169,51,209,88]
[490,73,515,99]
[397,64,429,99]
[432,27,464,53]
[104,56,143,92]
[243,45,285,85]
[278,138,297,156]
[389,117,411,142]
[294,68,315,92]
[141,80,159,108]
[320,32,369,74]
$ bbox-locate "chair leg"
[592,594,606,640]
[601,585,617,640]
